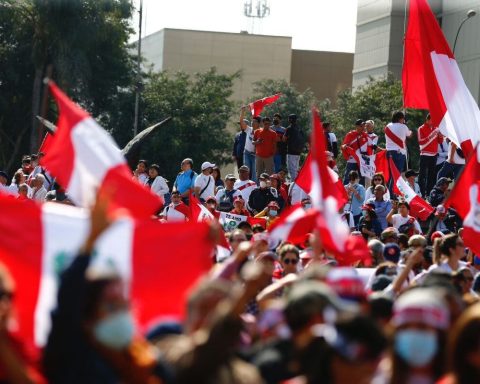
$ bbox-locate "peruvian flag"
[249,93,282,117]
[374,149,391,184]
[402,0,480,157]
[189,193,215,222]
[389,158,434,220]
[41,81,162,217]
[0,195,214,347]
[269,204,318,245]
[295,154,348,208]
[445,145,480,218]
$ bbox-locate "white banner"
[359,154,376,179]
[219,211,247,231]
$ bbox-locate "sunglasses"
[373,178,382,181]
[0,291,14,300]
[283,258,299,265]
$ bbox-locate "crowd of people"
[0,106,479,384]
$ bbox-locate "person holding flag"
[340,119,370,184]
[385,111,412,176]
[418,114,443,197]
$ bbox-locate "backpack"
[218,189,237,212]
[288,126,305,154]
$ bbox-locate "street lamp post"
[453,9,477,55]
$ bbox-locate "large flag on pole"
[402,0,480,157]
[41,81,162,217]
[249,93,282,117]
[0,195,213,346]
[389,158,434,221]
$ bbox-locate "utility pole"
[133,0,143,136]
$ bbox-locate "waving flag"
[249,93,282,117]
[41,81,162,217]
[374,149,391,184]
[268,204,318,245]
[461,182,480,256]
[389,158,434,220]
[402,0,480,157]
[0,196,213,346]
[189,193,215,222]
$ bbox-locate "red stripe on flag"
[0,195,43,343]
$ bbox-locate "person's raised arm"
[239,106,248,131]
[386,200,397,225]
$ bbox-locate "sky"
[131,0,358,53]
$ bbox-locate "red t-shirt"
[254,128,277,158]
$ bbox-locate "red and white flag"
[402,0,480,157]
[462,181,480,256]
[41,82,162,217]
[268,204,318,245]
[249,93,282,117]
[374,149,391,184]
[189,193,215,222]
[295,154,348,209]
[389,158,434,221]
[0,196,214,346]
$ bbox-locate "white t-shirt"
[145,176,169,197]
[364,187,390,203]
[368,132,379,146]
[32,186,48,202]
[233,179,256,205]
[195,173,215,200]
[448,142,466,165]
[161,204,187,222]
[385,122,412,154]
[391,214,422,234]
[244,126,255,153]
[327,132,337,143]
[215,188,241,203]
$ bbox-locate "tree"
[137,67,239,182]
[321,74,426,176]
[0,0,136,174]
[250,79,318,137]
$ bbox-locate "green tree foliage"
[321,74,427,175]
[138,68,239,182]
[0,0,136,173]
[250,79,318,136]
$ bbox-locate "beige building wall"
[141,28,292,102]
[291,50,353,104]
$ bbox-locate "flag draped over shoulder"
[402,0,480,157]
[389,158,434,221]
[41,81,162,217]
[249,93,282,117]
[0,195,213,346]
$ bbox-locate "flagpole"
[38,65,53,153]
[402,0,409,110]
[133,0,143,136]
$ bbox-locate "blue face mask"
[269,209,278,217]
[395,329,438,367]
[93,311,134,350]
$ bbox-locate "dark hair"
[391,111,405,123]
[237,221,252,231]
[138,159,149,168]
[426,113,431,121]
[397,233,409,249]
[434,234,460,259]
[171,190,181,196]
[149,164,160,173]
[369,172,386,192]
[212,167,221,181]
[279,244,300,259]
[273,113,282,119]
[253,116,262,123]
[349,170,359,181]
[398,201,410,210]
[252,224,265,233]
[83,277,122,321]
[323,122,331,129]
[262,117,271,123]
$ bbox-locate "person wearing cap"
[240,106,260,182]
[340,118,369,185]
[426,204,460,240]
[429,177,451,207]
[144,164,169,200]
[205,196,220,219]
[253,116,277,181]
[437,139,465,181]
[418,113,443,197]
[194,161,216,202]
[385,288,449,383]
[233,165,257,208]
[0,171,18,196]
[160,190,189,222]
[215,174,241,212]
[387,200,422,236]
[358,203,382,241]
[272,113,287,172]
[248,173,278,215]
[232,118,247,170]
[283,114,305,181]
[405,169,421,196]
[230,196,250,216]
[254,200,280,228]
[385,111,412,176]
[173,158,197,203]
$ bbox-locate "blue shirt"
[366,198,392,230]
[174,169,197,194]
[345,183,365,216]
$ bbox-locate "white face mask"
[259,181,267,188]
[93,311,134,350]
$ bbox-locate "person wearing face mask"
[160,190,190,222]
[380,288,449,384]
[255,201,281,228]
[248,173,278,215]
[44,196,171,384]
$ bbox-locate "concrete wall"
[291,50,353,104]
[141,29,292,102]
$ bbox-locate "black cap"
[404,169,419,178]
[436,177,452,186]
[288,114,297,121]
[0,171,7,180]
[355,119,364,126]
[259,173,270,180]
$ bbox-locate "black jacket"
[248,187,277,214]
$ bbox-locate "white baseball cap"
[201,161,216,171]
